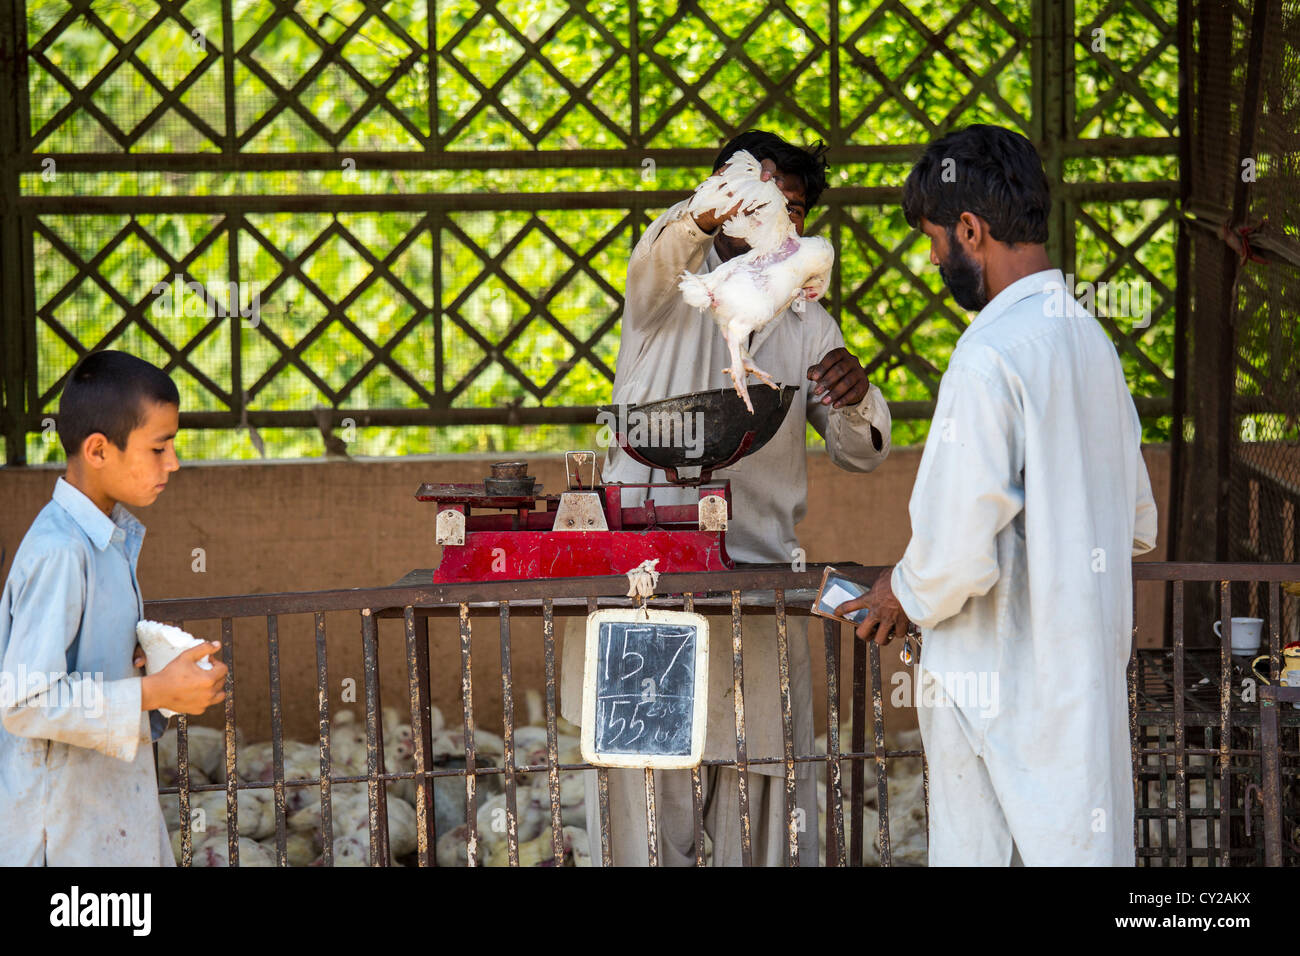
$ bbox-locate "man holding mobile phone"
[837,125,1157,866]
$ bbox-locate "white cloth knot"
[625,559,661,600]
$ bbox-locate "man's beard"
[714,232,750,262]
[939,238,989,312]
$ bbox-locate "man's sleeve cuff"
[103,677,145,763]
[669,199,718,241]
[891,562,930,630]
[849,384,890,426]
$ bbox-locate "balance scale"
[418,384,799,583]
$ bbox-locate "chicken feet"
[722,333,779,413]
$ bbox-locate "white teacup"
[1214,617,1264,654]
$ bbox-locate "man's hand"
[808,347,871,408]
[693,158,779,233]
[835,567,913,646]
[132,643,145,670]
[140,642,227,715]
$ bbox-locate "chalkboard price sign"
[580,608,710,769]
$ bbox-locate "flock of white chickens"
[157,694,933,867]
[158,691,590,867]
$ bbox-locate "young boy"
[0,350,227,865]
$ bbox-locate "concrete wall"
[0,445,1171,746]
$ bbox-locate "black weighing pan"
[599,383,800,484]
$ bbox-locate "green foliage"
[15,0,1179,464]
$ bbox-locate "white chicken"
[156,726,235,786]
[171,828,276,867]
[678,149,835,412]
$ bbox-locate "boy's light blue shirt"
[0,477,173,866]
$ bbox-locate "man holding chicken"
[560,129,893,866]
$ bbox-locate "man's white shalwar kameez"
[892,269,1157,866]
[560,198,892,865]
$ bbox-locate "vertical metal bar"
[1128,586,1140,857]
[432,212,444,398]
[426,0,439,151]
[684,592,706,866]
[220,0,236,153]
[1157,724,1171,863]
[1268,580,1282,676]
[499,601,520,866]
[1260,687,1282,866]
[1031,0,1069,268]
[730,590,752,866]
[220,0,240,413]
[774,590,798,867]
[542,599,563,862]
[829,0,840,146]
[644,767,659,867]
[849,631,867,866]
[1261,581,1282,865]
[869,639,890,867]
[629,0,640,147]
[314,611,333,868]
[404,607,431,867]
[590,595,613,867]
[1217,581,1231,866]
[267,614,287,867]
[1165,0,1193,568]
[221,618,237,866]
[1173,581,1187,867]
[177,718,191,866]
[172,615,192,866]
[459,603,479,866]
[361,608,390,866]
[823,617,845,867]
[920,752,930,856]
[413,611,436,860]
[0,0,30,463]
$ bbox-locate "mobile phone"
[812,566,870,625]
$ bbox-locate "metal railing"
[146,561,1300,866]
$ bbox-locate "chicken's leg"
[742,357,779,392]
[720,331,755,414]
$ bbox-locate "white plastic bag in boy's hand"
[136,620,213,718]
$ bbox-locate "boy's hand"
[140,642,227,715]
[132,644,145,669]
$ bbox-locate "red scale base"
[417,467,734,583]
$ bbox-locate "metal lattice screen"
[1225,0,1300,573]
[0,0,1180,463]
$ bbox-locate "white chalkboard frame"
[580,608,710,770]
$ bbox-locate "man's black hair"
[712,129,831,210]
[902,124,1050,245]
[58,350,180,457]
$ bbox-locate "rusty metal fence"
[145,561,1300,866]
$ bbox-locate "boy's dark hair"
[902,124,1050,245]
[713,129,831,210]
[58,351,179,457]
